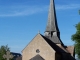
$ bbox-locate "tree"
[79,10,80,15]
[0,45,11,60]
[71,22,80,59]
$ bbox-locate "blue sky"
[0,0,80,53]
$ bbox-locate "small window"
[36,49,40,53]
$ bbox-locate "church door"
[30,54,45,60]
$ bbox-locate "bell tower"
[45,0,63,45]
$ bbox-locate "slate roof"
[66,46,75,57]
[40,34,68,53]
[11,52,21,56]
[11,52,22,60]
[40,34,76,60]
[45,0,63,44]
[16,56,22,60]
[46,34,64,45]
[46,0,59,32]
[30,54,44,60]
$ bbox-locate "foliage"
[79,10,80,15]
[71,22,80,58]
[0,45,13,60]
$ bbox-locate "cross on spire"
[3,50,13,60]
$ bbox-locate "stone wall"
[22,34,55,60]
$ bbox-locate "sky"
[0,0,80,54]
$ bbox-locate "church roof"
[45,0,63,44]
[16,56,22,60]
[11,52,22,60]
[66,46,75,57]
[46,34,63,44]
[30,54,44,60]
[11,52,21,56]
[22,33,67,53]
[40,34,68,53]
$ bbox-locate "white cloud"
[56,4,80,10]
[0,4,79,17]
[0,5,48,17]
[10,45,24,49]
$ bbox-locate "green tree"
[79,10,80,15]
[71,22,80,58]
[0,45,12,60]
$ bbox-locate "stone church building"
[21,0,75,60]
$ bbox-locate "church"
[21,0,75,60]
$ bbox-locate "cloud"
[10,45,24,49]
[56,4,80,10]
[0,39,28,43]
[0,4,80,17]
[0,5,48,17]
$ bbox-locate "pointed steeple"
[45,0,63,45]
[46,0,59,32]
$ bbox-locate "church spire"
[45,0,63,44]
[46,0,59,32]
